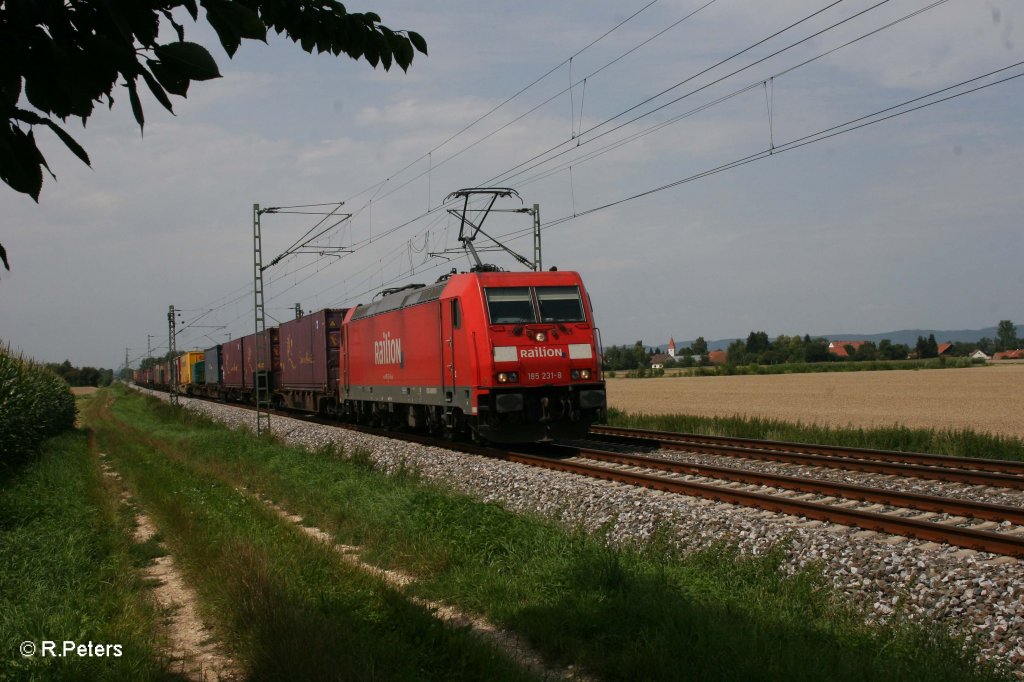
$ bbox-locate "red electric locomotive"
[341,269,606,442]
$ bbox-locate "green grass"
[603,408,1024,462]
[86,390,532,681]
[0,423,173,680]
[95,386,1009,681]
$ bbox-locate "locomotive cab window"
[536,286,585,322]
[485,287,536,324]
[451,298,462,329]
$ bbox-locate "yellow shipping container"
[175,351,205,386]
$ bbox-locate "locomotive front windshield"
[485,286,586,324]
[485,287,535,323]
[536,287,585,322]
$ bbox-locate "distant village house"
[826,340,866,358]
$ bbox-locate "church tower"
[668,337,676,358]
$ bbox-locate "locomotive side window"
[451,298,462,328]
[485,287,537,324]
[536,286,585,322]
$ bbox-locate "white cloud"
[2,0,1022,366]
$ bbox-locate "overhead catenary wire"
[148,1,1004,350]
[262,0,940,310]
[163,0,826,337]
[493,61,1024,240]
[491,0,953,192]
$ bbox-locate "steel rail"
[587,426,1024,490]
[484,449,1024,558]
[543,443,1024,526]
[591,425,1024,475]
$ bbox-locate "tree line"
[602,319,1019,370]
[45,360,114,388]
[603,338,709,371]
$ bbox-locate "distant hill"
[817,326,1024,348]
[660,325,1023,352]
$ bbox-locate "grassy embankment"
[85,390,531,681]
[45,385,1007,681]
[604,408,1024,462]
[0,414,171,679]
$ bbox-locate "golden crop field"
[606,363,1024,439]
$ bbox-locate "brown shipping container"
[222,338,244,388]
[278,309,346,391]
[242,329,281,389]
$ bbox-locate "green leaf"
[126,79,144,131]
[0,124,45,200]
[0,71,22,108]
[0,242,8,271]
[226,1,268,41]
[153,42,222,81]
[203,0,267,56]
[206,12,242,57]
[407,31,427,55]
[149,60,192,97]
[362,31,379,67]
[141,64,176,111]
[161,11,186,42]
[376,32,392,71]
[11,109,46,126]
[399,41,415,72]
[41,119,91,166]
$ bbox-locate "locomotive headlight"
[497,372,518,384]
[580,368,592,380]
[534,331,547,342]
[571,369,592,381]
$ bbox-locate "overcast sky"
[2,0,1022,369]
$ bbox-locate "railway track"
[336,421,1024,558]
[524,442,1024,558]
[152,391,1024,558]
[589,425,1024,489]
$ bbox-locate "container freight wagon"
[219,333,280,401]
[196,345,222,399]
[342,271,605,442]
[276,309,347,412]
[153,363,167,389]
[175,351,205,392]
[243,329,281,394]
[220,338,245,400]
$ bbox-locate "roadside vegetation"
[0,343,76,462]
[604,408,1024,462]
[0,410,170,679]
[62,385,1008,680]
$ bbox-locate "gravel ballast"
[159,392,1024,677]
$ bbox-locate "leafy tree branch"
[0,0,427,271]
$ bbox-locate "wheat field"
[606,363,1024,439]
